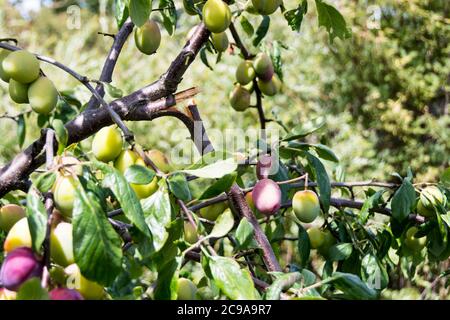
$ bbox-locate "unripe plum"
[253,52,274,81]
[211,32,229,53]
[2,50,40,84]
[236,60,256,85]
[8,79,29,104]
[420,186,446,209]
[292,190,321,223]
[146,149,173,173]
[131,176,159,200]
[184,221,198,244]
[134,20,161,55]
[92,126,123,162]
[257,74,281,96]
[307,227,325,249]
[0,204,26,232]
[252,179,282,215]
[0,247,43,291]
[177,278,197,300]
[199,201,228,221]
[28,77,58,114]
[114,149,139,174]
[229,84,251,111]
[53,176,78,218]
[49,288,84,300]
[0,49,11,82]
[50,222,74,267]
[317,229,336,258]
[256,154,274,180]
[404,226,427,252]
[251,0,281,15]
[4,218,32,253]
[202,0,231,33]
[65,264,104,300]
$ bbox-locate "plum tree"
[0,49,11,82]
[211,32,229,53]
[292,190,321,223]
[252,179,282,215]
[236,60,256,85]
[177,278,198,300]
[65,264,104,300]
[50,222,74,267]
[134,20,161,55]
[257,74,281,96]
[2,50,40,84]
[202,0,231,33]
[253,52,274,81]
[91,126,123,162]
[53,176,77,218]
[49,288,84,300]
[251,0,281,15]
[184,221,198,244]
[307,227,325,249]
[28,77,58,114]
[3,217,32,253]
[0,204,26,232]
[229,84,251,111]
[404,226,427,252]
[146,149,173,173]
[0,247,43,291]
[199,202,228,221]
[256,154,274,180]
[8,79,29,104]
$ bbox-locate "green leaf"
[209,209,234,238]
[329,272,378,300]
[361,254,389,291]
[128,0,151,27]
[235,217,254,249]
[33,171,56,194]
[328,243,353,261]
[96,162,151,238]
[104,82,124,99]
[17,114,26,148]
[52,119,68,155]
[154,256,182,299]
[72,181,123,286]
[115,0,129,28]
[266,272,301,300]
[200,47,213,71]
[159,0,177,35]
[284,0,308,32]
[441,167,450,188]
[297,224,310,267]
[283,117,326,141]
[141,189,172,252]
[208,256,259,300]
[315,0,351,42]
[253,16,270,47]
[124,165,155,185]
[313,144,339,162]
[199,173,236,200]
[360,190,386,224]
[391,179,416,222]
[25,188,47,253]
[240,15,254,37]
[167,173,192,202]
[16,278,49,300]
[181,158,237,179]
[306,153,331,212]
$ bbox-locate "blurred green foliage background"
[0,0,448,184]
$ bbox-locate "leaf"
[315,0,351,42]
[361,254,389,291]
[167,173,192,202]
[391,179,416,222]
[124,165,155,185]
[52,119,68,155]
[283,117,326,141]
[209,209,234,238]
[240,15,254,37]
[441,167,450,188]
[253,16,270,47]
[33,171,56,194]
[72,181,123,286]
[208,256,259,300]
[297,224,310,267]
[284,0,308,32]
[306,153,331,213]
[235,217,254,249]
[16,278,49,300]
[159,0,177,35]
[329,272,378,300]
[104,82,124,99]
[17,114,26,148]
[181,158,237,179]
[359,189,386,224]
[200,47,213,71]
[141,189,172,252]
[328,243,353,261]
[25,188,47,253]
[96,162,151,238]
[266,272,301,300]
[154,256,182,299]
[128,0,151,27]
[115,0,129,28]
[199,173,236,200]
[313,144,339,162]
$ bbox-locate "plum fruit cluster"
[0,49,58,114]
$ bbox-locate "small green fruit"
[53,176,78,218]
[211,32,229,52]
[65,264,104,300]
[199,202,228,221]
[307,227,325,249]
[317,229,336,258]
[404,226,427,252]
[177,278,198,300]
[251,0,281,15]
[28,77,58,114]
[134,20,161,55]
[292,190,321,223]
[3,217,32,253]
[229,84,251,111]
[92,126,123,162]
[184,221,198,244]
[0,49,11,82]
[253,52,274,81]
[2,50,40,84]
[202,0,232,33]
[0,204,26,232]
[114,149,139,174]
[236,60,256,85]
[146,149,172,173]
[50,222,74,267]
[257,74,281,96]
[9,79,29,104]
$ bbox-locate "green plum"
[3,217,32,253]
[50,222,74,267]
[229,84,251,111]
[91,126,123,162]
[2,50,40,84]
[134,20,161,55]
[0,204,26,232]
[28,77,58,114]
[202,0,231,33]
[211,32,229,52]
[177,278,198,300]
[236,60,256,85]
[292,190,321,223]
